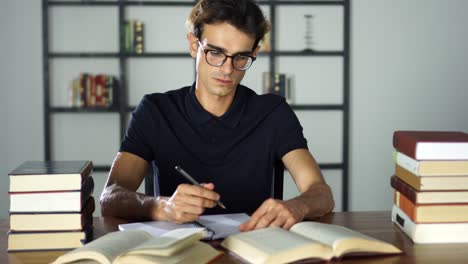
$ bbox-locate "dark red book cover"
[392,131,468,159]
[390,175,417,203]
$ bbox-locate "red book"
[393,131,468,160]
[393,190,468,223]
[390,175,468,204]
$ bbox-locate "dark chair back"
[145,161,284,199]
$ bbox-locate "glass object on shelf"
[304,14,315,52]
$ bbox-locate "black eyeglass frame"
[197,40,256,71]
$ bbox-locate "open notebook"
[119,213,250,240]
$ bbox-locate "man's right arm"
[100,151,221,222]
[100,151,157,220]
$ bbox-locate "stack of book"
[390,131,468,243]
[8,160,95,252]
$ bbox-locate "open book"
[221,222,402,264]
[53,228,222,264]
[119,213,249,240]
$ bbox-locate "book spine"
[393,131,418,159]
[81,197,95,226]
[394,191,418,222]
[262,72,271,94]
[81,161,93,182]
[134,20,144,54]
[390,175,417,203]
[391,205,419,242]
[394,166,421,190]
[394,150,420,175]
[81,177,95,208]
[392,205,468,243]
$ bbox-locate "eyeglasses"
[197,41,256,71]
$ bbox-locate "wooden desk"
[2,211,468,264]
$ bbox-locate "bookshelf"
[42,0,350,210]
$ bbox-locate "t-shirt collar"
[185,82,245,129]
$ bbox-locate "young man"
[100,0,334,231]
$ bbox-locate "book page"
[291,222,373,246]
[115,241,221,264]
[222,227,332,263]
[291,222,401,257]
[118,221,197,237]
[52,230,152,264]
[123,228,205,257]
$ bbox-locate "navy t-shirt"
[120,83,308,214]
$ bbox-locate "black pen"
[174,165,227,209]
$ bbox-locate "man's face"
[189,22,259,98]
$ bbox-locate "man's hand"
[155,183,220,223]
[239,197,307,231]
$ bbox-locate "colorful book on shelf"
[392,205,468,243]
[7,224,93,252]
[52,229,222,264]
[262,72,293,103]
[390,175,468,204]
[9,160,93,192]
[221,222,401,264]
[392,130,468,160]
[394,190,468,223]
[393,149,468,176]
[134,20,145,54]
[124,19,145,54]
[70,74,118,108]
[10,197,95,232]
[394,165,468,191]
[9,176,94,213]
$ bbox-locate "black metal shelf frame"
[43,0,350,210]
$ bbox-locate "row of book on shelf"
[8,161,95,252]
[69,73,119,108]
[390,130,468,243]
[125,19,145,54]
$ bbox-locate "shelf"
[48,0,346,7]
[50,51,343,58]
[50,107,120,113]
[49,52,191,58]
[48,1,120,6]
[125,52,190,58]
[94,165,111,172]
[262,1,345,6]
[48,1,197,7]
[275,51,345,56]
[319,163,343,170]
[126,104,344,112]
[291,104,343,110]
[50,52,119,58]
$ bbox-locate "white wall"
[1,0,468,218]
[1,1,44,218]
[350,0,468,210]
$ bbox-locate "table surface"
[2,211,468,264]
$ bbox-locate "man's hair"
[186,0,270,51]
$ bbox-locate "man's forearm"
[290,183,335,220]
[100,183,165,221]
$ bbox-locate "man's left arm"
[239,148,334,231]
